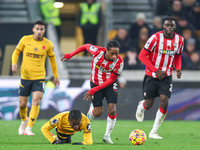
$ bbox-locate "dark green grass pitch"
[0,120,199,150]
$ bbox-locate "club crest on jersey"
[173,42,177,48]
[89,45,98,52]
[34,47,38,52]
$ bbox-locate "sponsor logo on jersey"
[26,52,44,59]
[96,65,112,73]
[159,49,176,56]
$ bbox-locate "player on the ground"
[135,16,184,139]
[41,109,93,145]
[61,40,124,144]
[12,20,60,136]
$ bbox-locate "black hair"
[162,16,176,25]
[69,109,82,120]
[106,40,120,51]
[34,20,45,26]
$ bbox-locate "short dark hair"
[162,16,176,25]
[106,40,120,51]
[69,109,82,120]
[34,20,45,26]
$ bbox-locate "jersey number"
[169,84,173,92]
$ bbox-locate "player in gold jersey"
[11,20,60,136]
[41,109,93,145]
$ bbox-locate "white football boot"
[103,136,113,144]
[24,128,35,136]
[87,103,94,122]
[149,131,162,139]
[135,100,145,122]
[18,117,28,135]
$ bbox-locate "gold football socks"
[19,107,28,121]
[27,105,40,128]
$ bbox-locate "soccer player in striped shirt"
[61,40,124,144]
[135,17,184,139]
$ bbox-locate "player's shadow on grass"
[93,142,130,145]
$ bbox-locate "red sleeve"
[139,48,158,73]
[88,73,118,95]
[174,54,181,70]
[64,44,91,59]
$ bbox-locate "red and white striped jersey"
[144,31,184,77]
[86,45,124,85]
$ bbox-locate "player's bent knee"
[94,112,102,117]
[94,110,103,117]
[108,111,116,116]
[94,107,103,117]
[31,99,41,106]
[145,105,152,110]
[19,104,27,109]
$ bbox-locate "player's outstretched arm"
[61,44,91,61]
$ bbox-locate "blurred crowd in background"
[110,0,200,71]
[19,0,200,71]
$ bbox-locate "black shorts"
[90,81,118,107]
[143,75,173,99]
[56,128,72,143]
[19,79,45,96]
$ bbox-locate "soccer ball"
[129,129,147,145]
